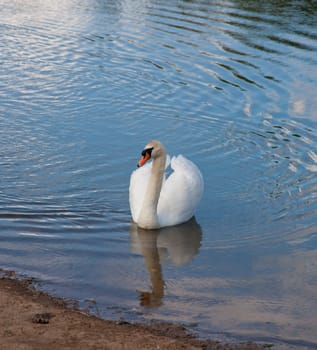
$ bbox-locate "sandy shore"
[0,269,265,350]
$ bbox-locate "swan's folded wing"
[157,155,204,227]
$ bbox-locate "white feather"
[129,153,203,228]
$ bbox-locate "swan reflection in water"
[130,218,202,308]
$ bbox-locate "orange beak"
[137,152,151,167]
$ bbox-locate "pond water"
[1,0,317,348]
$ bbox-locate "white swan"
[129,141,204,229]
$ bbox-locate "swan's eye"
[141,147,154,157]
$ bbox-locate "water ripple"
[1,0,317,347]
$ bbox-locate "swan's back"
[157,155,203,227]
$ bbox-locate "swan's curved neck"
[138,152,166,229]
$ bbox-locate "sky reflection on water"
[1,0,317,348]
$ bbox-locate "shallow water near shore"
[1,0,317,348]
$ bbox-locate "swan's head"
[137,140,165,167]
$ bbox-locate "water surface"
[1,0,317,348]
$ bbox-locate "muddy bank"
[0,269,266,350]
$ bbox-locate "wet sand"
[0,269,265,350]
